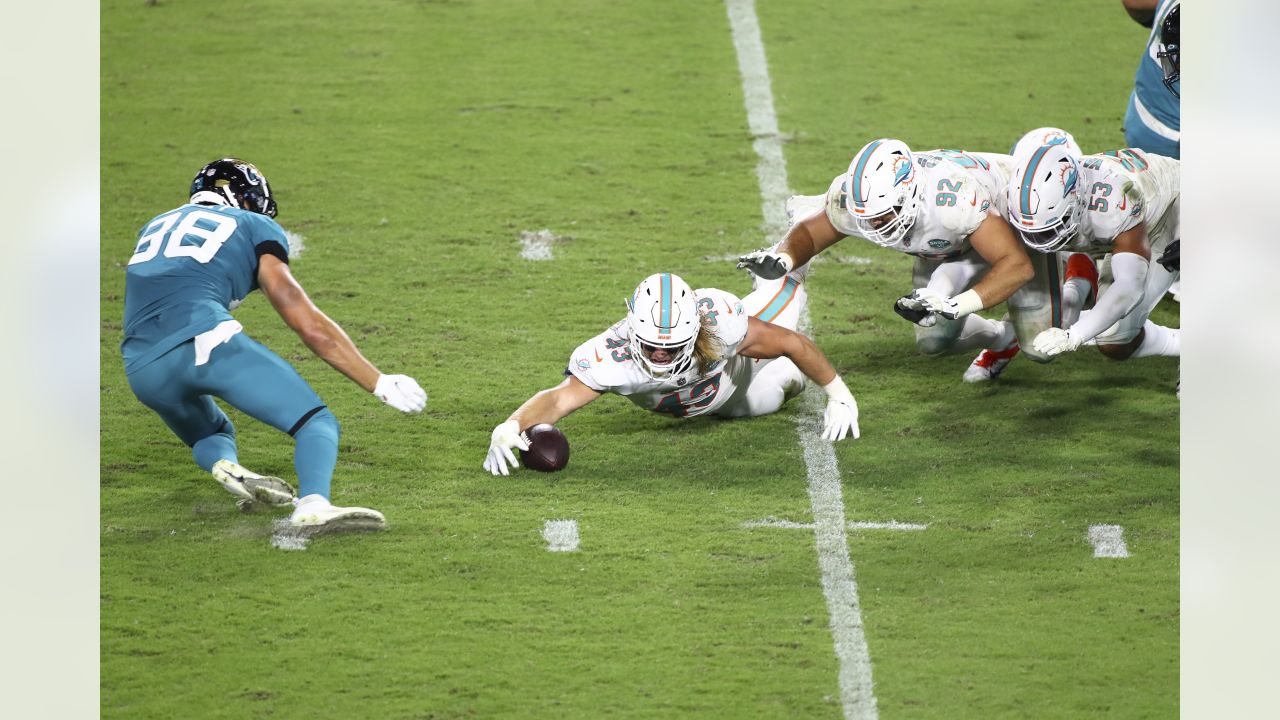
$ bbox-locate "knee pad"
[915,335,954,357]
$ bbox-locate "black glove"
[893,295,936,327]
[1157,239,1179,273]
[736,250,791,280]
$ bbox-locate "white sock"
[1130,321,1180,358]
[1061,277,1092,327]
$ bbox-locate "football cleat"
[289,495,386,534]
[211,459,296,506]
[1064,252,1099,307]
[962,343,1021,383]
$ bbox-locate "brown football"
[520,424,570,472]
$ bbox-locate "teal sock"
[192,421,238,472]
[292,408,338,500]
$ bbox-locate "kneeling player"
[1006,144,1180,365]
[482,271,860,475]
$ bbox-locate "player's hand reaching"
[374,374,428,413]
[1032,327,1082,357]
[893,294,938,327]
[483,419,530,476]
[911,285,967,319]
[1157,239,1179,273]
[736,249,793,280]
[820,376,861,442]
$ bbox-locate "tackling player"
[737,138,1063,381]
[1006,145,1180,364]
[482,271,860,475]
[121,158,428,532]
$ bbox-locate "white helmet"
[1010,127,1082,166]
[1006,144,1086,252]
[626,273,699,379]
[844,138,923,246]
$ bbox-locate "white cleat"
[962,344,1021,383]
[211,459,296,506]
[289,494,386,534]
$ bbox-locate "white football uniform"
[811,149,1064,361]
[566,283,807,419]
[1071,149,1180,344]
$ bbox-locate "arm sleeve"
[1068,252,1149,343]
[250,215,290,263]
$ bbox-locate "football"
[520,423,570,472]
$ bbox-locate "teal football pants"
[125,332,338,499]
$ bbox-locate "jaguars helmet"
[1157,4,1180,97]
[189,158,278,217]
[1005,144,1085,253]
[626,273,700,379]
[843,139,923,246]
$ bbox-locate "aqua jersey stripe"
[851,139,884,210]
[1020,145,1052,220]
[660,273,671,329]
[755,277,799,322]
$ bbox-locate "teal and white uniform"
[1124,0,1180,158]
[121,202,338,498]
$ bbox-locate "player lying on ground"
[483,271,859,475]
[737,138,1064,382]
[121,158,427,532]
[1003,144,1180,366]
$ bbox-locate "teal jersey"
[121,203,290,373]
[1126,0,1179,142]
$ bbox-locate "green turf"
[102,1,1177,717]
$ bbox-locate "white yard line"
[542,519,580,552]
[270,518,309,551]
[725,2,878,717]
[744,517,928,532]
[1087,524,1130,558]
[519,229,558,261]
[283,230,306,259]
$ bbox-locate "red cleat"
[1065,253,1099,307]
[963,343,1021,383]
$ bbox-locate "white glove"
[820,376,861,441]
[1032,327,1082,357]
[736,249,793,280]
[911,288,984,321]
[374,374,428,413]
[483,420,530,476]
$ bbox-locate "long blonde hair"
[692,314,725,375]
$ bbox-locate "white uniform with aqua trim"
[567,283,808,419]
[1065,148,1180,344]
[1061,149,1179,257]
[822,149,1013,260]
[788,149,1064,360]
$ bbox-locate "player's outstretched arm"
[484,377,602,476]
[958,214,1036,310]
[1033,227,1152,356]
[738,211,845,280]
[257,255,426,412]
[737,317,859,441]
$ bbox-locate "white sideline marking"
[519,229,559,261]
[542,519,580,552]
[270,518,309,551]
[726,1,877,718]
[283,230,306,259]
[744,517,928,532]
[1087,524,1130,558]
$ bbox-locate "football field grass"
[101,1,1178,717]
